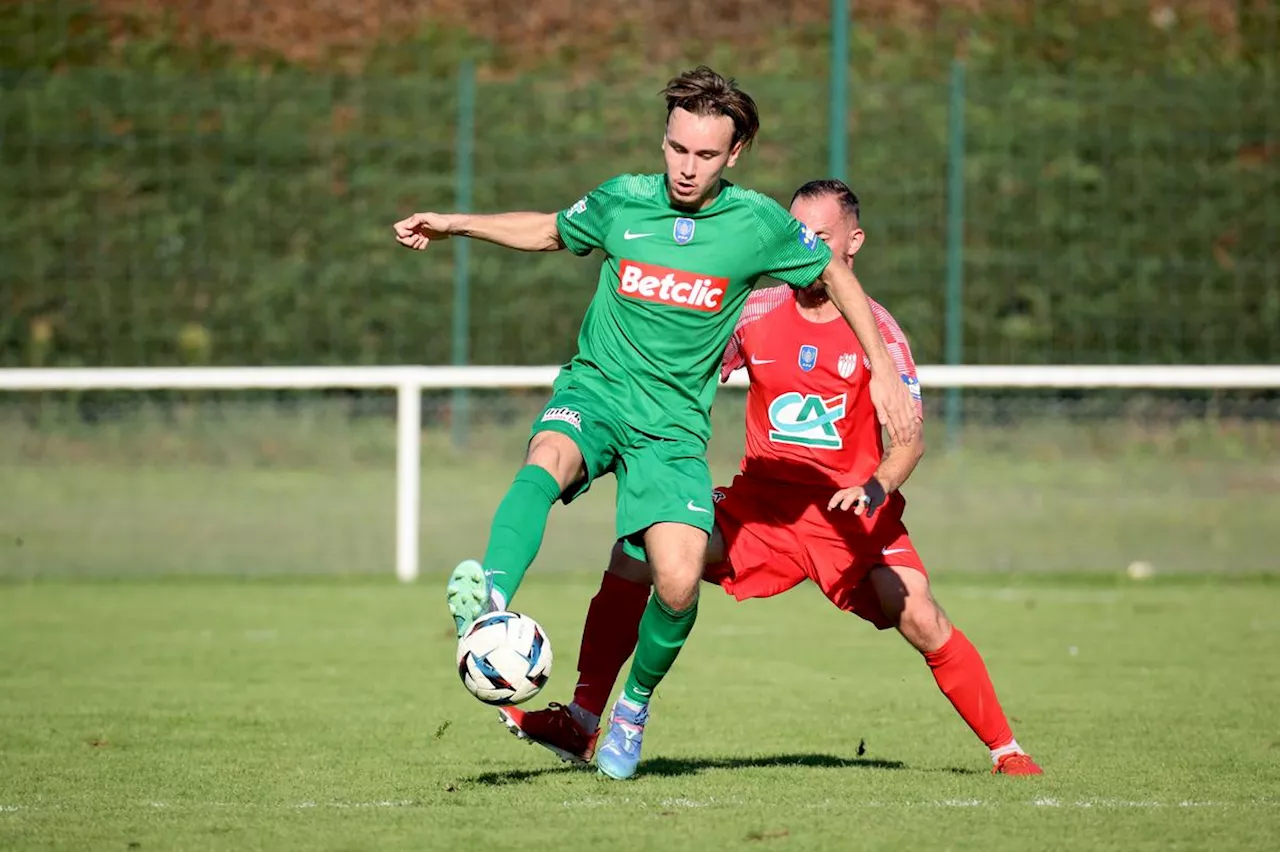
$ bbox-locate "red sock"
[923,628,1015,751]
[571,572,650,717]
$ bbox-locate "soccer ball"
[455,611,552,706]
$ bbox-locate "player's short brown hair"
[791,179,861,223]
[661,66,760,151]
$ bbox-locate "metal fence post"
[944,56,967,451]
[828,0,850,181]
[451,59,475,450]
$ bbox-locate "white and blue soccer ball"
[455,611,552,706]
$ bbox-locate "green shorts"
[530,384,714,561]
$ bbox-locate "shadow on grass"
[464,752,904,786]
[936,766,985,776]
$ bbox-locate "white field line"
[3,798,1274,813]
[560,797,1275,810]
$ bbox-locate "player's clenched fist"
[394,212,453,250]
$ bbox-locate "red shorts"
[703,474,927,629]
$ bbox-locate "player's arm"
[819,259,921,445]
[393,211,564,253]
[828,429,926,515]
[394,176,628,255]
[830,302,926,515]
[872,428,926,495]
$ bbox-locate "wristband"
[861,477,887,518]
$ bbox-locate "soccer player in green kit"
[393,66,921,779]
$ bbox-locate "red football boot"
[498,703,599,765]
[993,752,1044,776]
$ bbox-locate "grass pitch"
[2,398,1277,848]
[1,574,1278,851]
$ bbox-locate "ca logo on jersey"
[767,392,848,449]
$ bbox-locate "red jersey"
[720,286,922,489]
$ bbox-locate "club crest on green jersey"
[673,217,695,245]
[767,392,848,449]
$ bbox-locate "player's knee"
[653,576,699,613]
[871,565,951,653]
[645,525,706,613]
[651,558,702,611]
[898,598,951,653]
[606,540,653,585]
[525,431,586,490]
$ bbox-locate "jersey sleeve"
[720,326,746,382]
[720,286,794,382]
[870,298,924,421]
[555,175,628,256]
[751,194,834,288]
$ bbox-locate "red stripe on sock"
[571,572,650,717]
[923,628,1015,751]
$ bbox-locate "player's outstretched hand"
[869,371,920,445]
[394,212,452,250]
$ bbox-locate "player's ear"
[725,140,744,168]
[846,226,865,265]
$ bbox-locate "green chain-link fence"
[4,64,1276,369]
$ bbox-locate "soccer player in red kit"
[500,179,1042,777]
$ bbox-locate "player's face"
[790,194,864,270]
[662,107,742,209]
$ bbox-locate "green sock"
[482,465,562,607]
[621,593,698,706]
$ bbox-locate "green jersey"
[554,173,833,444]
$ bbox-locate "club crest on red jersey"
[798,345,818,372]
[673,217,695,245]
[838,352,859,379]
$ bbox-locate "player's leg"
[447,430,581,634]
[597,520,707,780]
[504,477,809,768]
[572,541,651,721]
[624,521,706,699]
[580,479,788,723]
[596,441,714,780]
[480,430,584,606]
[550,518,732,722]
[498,519,735,764]
[868,561,1042,776]
[447,388,619,636]
[496,541,649,764]
[574,518,730,720]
